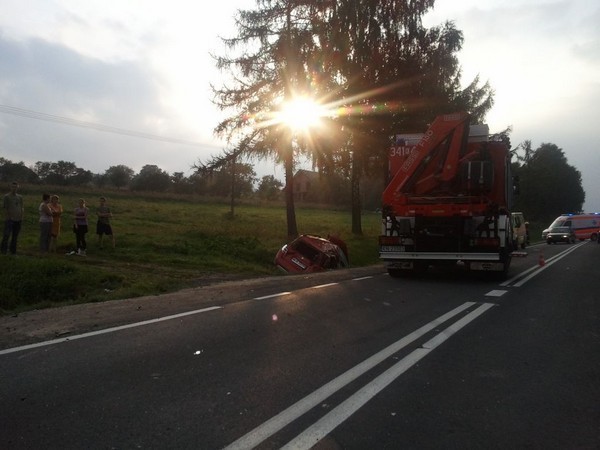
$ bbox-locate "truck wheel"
[495,248,512,281]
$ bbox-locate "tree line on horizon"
[0,133,585,222]
[0,157,275,198]
[0,156,385,208]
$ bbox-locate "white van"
[511,212,528,249]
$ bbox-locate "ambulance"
[542,213,600,241]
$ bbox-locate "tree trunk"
[229,158,236,218]
[284,140,298,240]
[351,154,363,235]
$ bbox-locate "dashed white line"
[0,306,223,356]
[313,283,339,289]
[254,292,292,300]
[486,290,508,297]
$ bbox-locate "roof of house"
[293,169,319,179]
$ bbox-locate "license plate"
[470,261,503,271]
[380,246,404,252]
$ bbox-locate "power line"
[0,104,213,147]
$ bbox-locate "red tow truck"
[379,112,515,277]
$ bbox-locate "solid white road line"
[313,283,339,289]
[223,301,477,450]
[512,242,585,287]
[281,302,495,450]
[0,306,223,356]
[501,241,586,287]
[254,292,292,300]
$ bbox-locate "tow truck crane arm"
[382,112,470,207]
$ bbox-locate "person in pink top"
[39,193,53,253]
[49,194,63,252]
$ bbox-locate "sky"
[0,0,599,211]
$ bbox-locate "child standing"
[96,197,115,248]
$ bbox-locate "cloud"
[0,32,220,174]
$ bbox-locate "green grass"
[1,186,382,313]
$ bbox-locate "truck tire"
[496,247,512,281]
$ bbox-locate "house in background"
[292,169,319,201]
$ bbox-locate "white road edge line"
[313,283,339,289]
[281,302,495,450]
[0,306,223,356]
[254,292,292,300]
[352,276,373,281]
[223,301,477,450]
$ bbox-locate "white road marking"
[352,276,373,281]
[501,242,586,288]
[313,283,338,289]
[486,290,508,297]
[281,302,495,450]
[223,301,478,450]
[254,292,291,300]
[0,306,223,356]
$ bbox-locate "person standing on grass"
[39,193,53,252]
[73,198,89,256]
[1,181,24,255]
[96,196,115,248]
[49,194,63,252]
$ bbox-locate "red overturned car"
[275,234,349,273]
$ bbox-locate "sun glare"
[279,97,325,132]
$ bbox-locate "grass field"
[0,186,382,313]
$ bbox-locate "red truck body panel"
[379,112,514,276]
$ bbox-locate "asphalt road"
[1,242,598,449]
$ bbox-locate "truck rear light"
[379,236,401,245]
[474,237,500,247]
